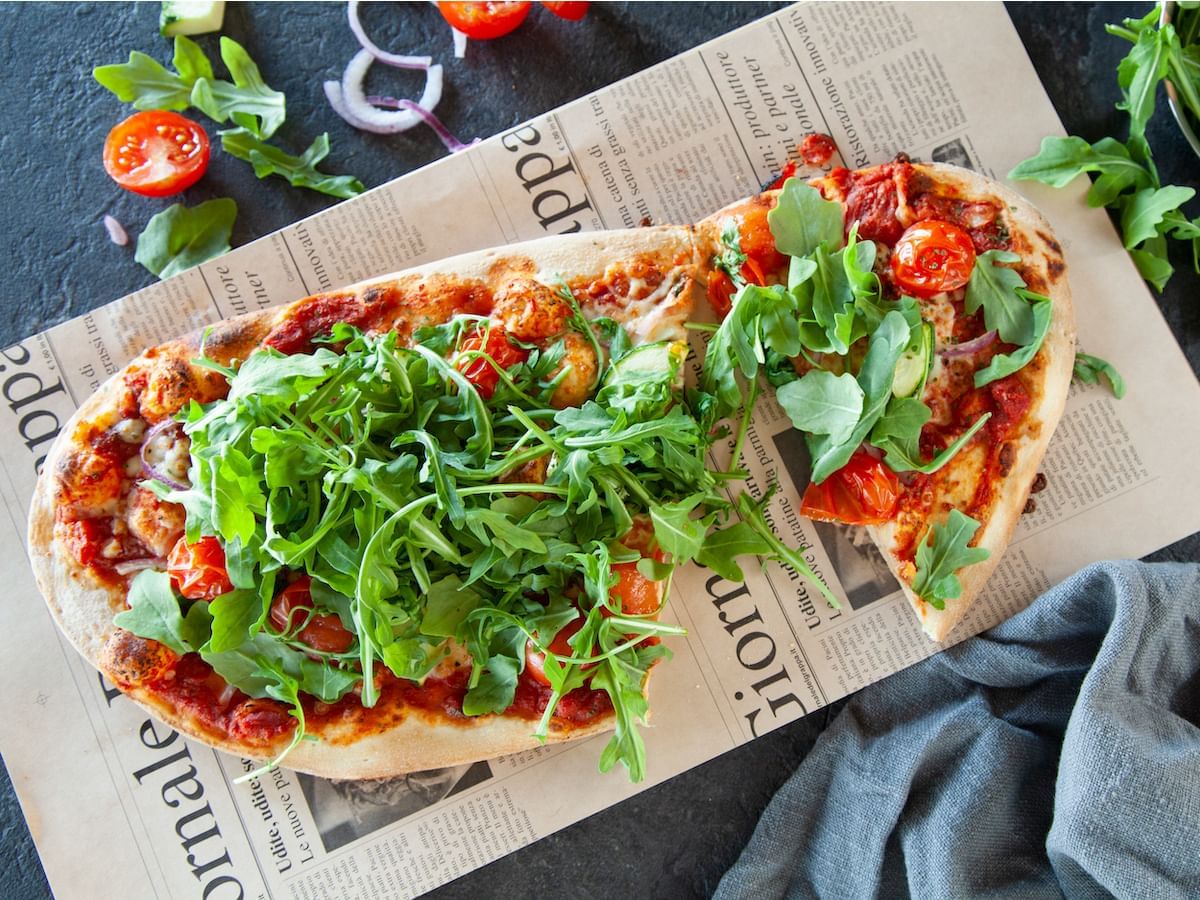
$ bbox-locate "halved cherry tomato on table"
[889,219,976,298]
[800,449,901,526]
[456,324,530,399]
[437,1,531,39]
[542,1,589,20]
[167,535,233,600]
[269,576,355,654]
[102,110,211,198]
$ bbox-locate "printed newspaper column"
[472,114,606,239]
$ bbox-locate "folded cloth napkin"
[714,560,1200,899]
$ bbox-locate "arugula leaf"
[964,250,1033,344]
[806,310,912,484]
[767,179,844,256]
[870,396,990,474]
[775,369,864,444]
[190,37,286,138]
[910,509,990,611]
[207,589,260,653]
[462,654,521,716]
[135,198,237,279]
[1129,242,1174,292]
[93,50,194,110]
[695,522,772,582]
[114,571,191,654]
[713,219,748,279]
[1120,185,1197,249]
[974,291,1053,387]
[220,130,365,199]
[1073,352,1127,398]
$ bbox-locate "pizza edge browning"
[696,162,1076,643]
[28,226,699,777]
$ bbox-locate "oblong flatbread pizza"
[697,160,1075,641]
[29,226,713,779]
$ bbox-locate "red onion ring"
[103,214,129,246]
[940,330,997,359]
[451,26,468,59]
[347,0,432,70]
[140,419,189,491]
[325,51,444,135]
[365,95,479,152]
[114,558,166,576]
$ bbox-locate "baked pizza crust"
[697,162,1076,643]
[28,227,696,778]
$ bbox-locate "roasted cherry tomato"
[437,1,531,39]
[889,219,977,298]
[608,562,660,616]
[457,324,530,399]
[706,202,782,318]
[269,576,355,654]
[542,1,589,20]
[102,110,211,198]
[167,536,233,601]
[525,617,587,687]
[800,449,901,526]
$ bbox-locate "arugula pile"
[1010,6,1200,291]
[697,179,1061,612]
[120,309,827,780]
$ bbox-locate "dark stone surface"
[1,3,1196,898]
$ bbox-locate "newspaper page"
[5,3,1200,897]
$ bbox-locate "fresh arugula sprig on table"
[134,197,238,278]
[95,35,362,200]
[123,311,832,780]
[1010,6,1200,291]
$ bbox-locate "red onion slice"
[365,95,479,152]
[114,558,166,576]
[140,419,189,491]
[326,51,444,134]
[103,214,129,246]
[940,330,998,358]
[347,0,432,70]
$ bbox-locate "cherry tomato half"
[608,562,660,616]
[269,576,355,654]
[526,617,588,687]
[167,536,233,601]
[437,1,531,39]
[889,219,977,298]
[542,1,589,19]
[800,449,901,526]
[103,110,211,198]
[457,324,530,399]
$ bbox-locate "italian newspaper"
[5,3,1200,898]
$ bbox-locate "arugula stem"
[727,375,760,475]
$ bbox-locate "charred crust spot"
[361,284,395,307]
[1023,497,1037,515]
[1036,230,1063,256]
[1031,472,1048,493]
[893,151,912,165]
[102,630,178,686]
[197,318,262,360]
[1046,255,1065,283]
[998,442,1015,476]
[639,216,654,227]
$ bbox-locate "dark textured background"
[2,3,1197,898]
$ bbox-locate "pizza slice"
[697,159,1075,641]
[29,225,766,780]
